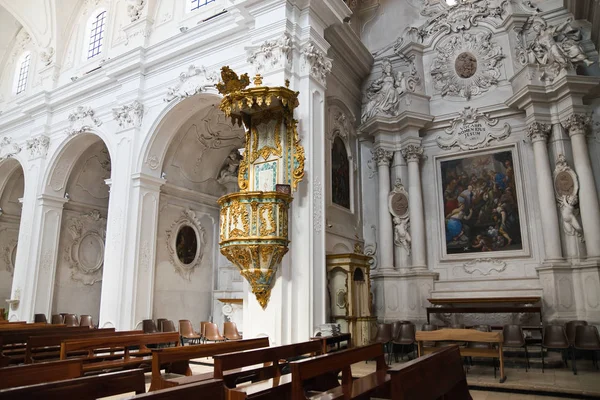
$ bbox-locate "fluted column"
[373,147,394,270]
[401,144,427,270]
[562,114,600,259]
[527,122,564,261]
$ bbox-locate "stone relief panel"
[66,106,103,136]
[165,208,206,281]
[461,258,507,276]
[164,65,218,103]
[437,107,511,150]
[247,33,292,74]
[516,15,594,82]
[0,137,22,163]
[63,210,107,286]
[112,100,144,128]
[430,30,505,100]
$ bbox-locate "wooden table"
[309,333,352,354]
[426,297,542,325]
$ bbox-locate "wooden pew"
[388,345,472,400]
[0,359,83,390]
[126,379,224,400]
[149,337,270,391]
[290,343,390,400]
[310,333,352,354]
[0,368,146,400]
[0,322,51,330]
[60,332,180,374]
[217,340,326,400]
[24,328,143,363]
[415,328,505,383]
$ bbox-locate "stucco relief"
[63,210,106,286]
[146,155,160,170]
[26,136,50,159]
[248,33,292,73]
[0,229,18,277]
[164,65,219,102]
[113,101,144,128]
[165,208,206,281]
[0,137,22,163]
[437,107,511,150]
[127,0,146,22]
[516,16,594,82]
[430,30,504,99]
[362,59,408,123]
[389,179,411,255]
[553,154,584,242]
[301,42,332,86]
[66,106,103,136]
[461,258,507,276]
[364,225,378,269]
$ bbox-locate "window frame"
[185,0,217,13]
[82,8,108,62]
[13,51,32,95]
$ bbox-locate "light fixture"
[180,26,188,33]
[70,76,78,82]
[64,193,70,200]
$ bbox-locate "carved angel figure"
[361,59,406,123]
[217,149,241,184]
[558,196,584,242]
[393,216,411,255]
[528,17,593,70]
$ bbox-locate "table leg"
[498,343,506,383]
[417,341,423,358]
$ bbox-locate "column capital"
[401,144,424,163]
[372,147,393,167]
[561,114,591,138]
[526,121,552,143]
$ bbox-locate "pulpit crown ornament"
[526,121,551,142]
[561,114,591,137]
[217,67,304,309]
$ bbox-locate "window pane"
[87,11,107,60]
[191,0,215,11]
[16,54,31,94]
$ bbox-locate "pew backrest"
[415,328,502,343]
[126,379,224,400]
[0,359,83,390]
[388,345,472,400]
[0,368,146,400]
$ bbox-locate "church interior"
[1,0,600,398]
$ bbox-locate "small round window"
[176,225,198,265]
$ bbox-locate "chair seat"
[183,334,201,339]
[504,340,526,347]
[543,342,569,349]
[574,344,600,350]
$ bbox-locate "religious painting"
[176,225,198,265]
[440,150,522,254]
[331,137,350,209]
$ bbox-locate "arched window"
[14,52,31,95]
[331,137,350,209]
[190,0,215,11]
[87,11,107,59]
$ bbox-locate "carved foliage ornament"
[553,154,584,242]
[164,65,219,102]
[431,31,505,100]
[372,147,393,167]
[26,136,50,159]
[112,100,144,128]
[127,0,146,22]
[64,210,106,286]
[248,33,292,73]
[561,114,591,137]
[401,144,424,163]
[516,16,594,82]
[526,121,551,142]
[66,106,102,136]
[301,42,333,86]
[437,106,511,150]
[166,209,206,281]
[0,137,22,162]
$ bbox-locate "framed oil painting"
[438,148,524,256]
[331,137,350,209]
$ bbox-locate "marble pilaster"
[401,144,426,270]
[372,147,394,271]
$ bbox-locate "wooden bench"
[0,359,83,390]
[290,343,390,400]
[60,332,180,374]
[388,345,472,400]
[25,328,143,363]
[0,368,146,400]
[309,333,352,354]
[416,328,505,383]
[126,379,224,400]
[214,340,323,398]
[149,337,270,391]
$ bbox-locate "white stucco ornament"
[164,65,219,102]
[431,30,504,99]
[436,106,511,150]
[248,33,292,73]
[64,210,107,286]
[165,209,206,281]
[66,106,102,136]
[0,137,22,162]
[26,136,50,159]
[301,42,333,86]
[362,58,407,123]
[389,179,411,255]
[554,154,584,242]
[113,101,144,128]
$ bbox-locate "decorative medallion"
[165,209,206,281]
[431,31,504,99]
[389,179,411,254]
[437,106,510,150]
[63,210,106,286]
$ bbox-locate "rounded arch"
[137,90,223,176]
[42,129,114,197]
[0,158,25,196]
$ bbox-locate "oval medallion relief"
[78,233,104,273]
[455,52,477,79]
[555,171,575,196]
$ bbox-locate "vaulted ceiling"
[0,6,22,71]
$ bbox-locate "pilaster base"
[371,269,438,326]
[571,259,600,324]
[537,261,578,323]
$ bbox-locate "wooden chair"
[0,359,83,390]
[0,368,146,400]
[125,379,224,399]
[149,337,270,391]
[388,345,472,400]
[290,343,390,400]
[223,322,242,341]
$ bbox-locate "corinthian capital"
[561,114,591,137]
[372,147,393,167]
[526,121,551,143]
[401,144,424,163]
